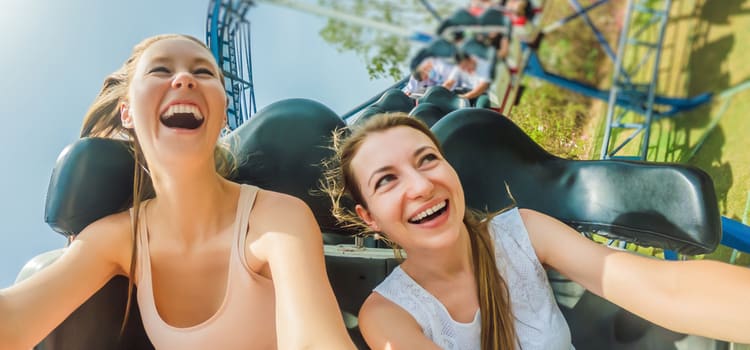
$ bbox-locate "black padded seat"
[32,276,153,350]
[478,8,508,27]
[408,103,447,127]
[436,8,478,35]
[355,89,415,125]
[230,98,349,234]
[431,108,721,255]
[409,39,458,71]
[45,138,135,238]
[42,139,151,350]
[40,138,154,349]
[45,99,350,237]
[461,38,493,61]
[418,86,470,114]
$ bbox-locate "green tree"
[318,0,461,80]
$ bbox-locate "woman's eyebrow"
[368,165,394,188]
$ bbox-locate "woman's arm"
[249,192,355,350]
[0,212,130,350]
[359,293,443,350]
[520,208,750,343]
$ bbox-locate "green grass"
[644,0,750,266]
[509,1,617,160]
[512,0,750,270]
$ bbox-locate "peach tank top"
[135,184,277,349]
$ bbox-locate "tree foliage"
[318,0,462,80]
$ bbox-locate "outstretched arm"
[0,212,130,350]
[359,293,443,350]
[249,192,355,350]
[520,208,750,344]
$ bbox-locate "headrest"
[45,99,352,237]
[408,103,447,127]
[230,98,349,234]
[409,39,458,70]
[431,109,721,255]
[478,8,508,27]
[460,38,494,62]
[419,86,470,112]
[355,89,415,124]
[437,9,478,35]
[45,138,134,237]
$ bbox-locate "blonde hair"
[79,34,236,334]
[321,113,517,350]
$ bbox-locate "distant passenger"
[403,57,456,97]
[443,52,492,103]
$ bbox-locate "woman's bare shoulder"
[245,188,320,257]
[252,189,315,225]
[74,209,135,276]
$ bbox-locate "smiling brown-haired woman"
[323,113,750,349]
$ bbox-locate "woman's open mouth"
[408,200,449,224]
[160,104,205,130]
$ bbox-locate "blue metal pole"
[568,0,617,61]
[207,0,223,63]
[721,216,750,254]
[543,0,609,34]
[418,0,442,22]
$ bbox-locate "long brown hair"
[321,113,517,350]
[79,34,235,334]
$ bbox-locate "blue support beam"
[523,50,710,117]
[721,216,750,254]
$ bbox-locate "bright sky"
[0,0,395,287]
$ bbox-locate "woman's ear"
[120,103,134,129]
[355,204,380,232]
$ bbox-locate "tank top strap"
[235,184,260,269]
[130,200,152,285]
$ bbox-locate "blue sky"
[0,0,395,287]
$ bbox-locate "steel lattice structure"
[206,0,257,130]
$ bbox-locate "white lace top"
[373,208,573,349]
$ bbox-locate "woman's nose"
[405,171,435,199]
[172,72,196,89]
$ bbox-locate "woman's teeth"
[160,104,205,129]
[162,104,204,120]
[409,200,447,224]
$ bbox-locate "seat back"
[355,89,415,125]
[436,9,478,35]
[478,8,508,27]
[45,138,134,237]
[461,37,494,62]
[409,39,458,71]
[419,86,470,112]
[230,98,349,234]
[432,109,721,255]
[409,103,447,127]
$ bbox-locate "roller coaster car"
[356,87,468,128]
[21,99,723,349]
